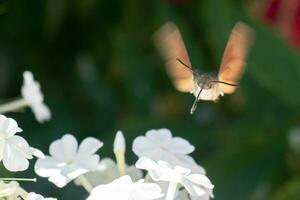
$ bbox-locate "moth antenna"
[212,80,239,87]
[177,58,193,71]
[190,87,203,114]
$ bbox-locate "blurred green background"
[1,0,300,199]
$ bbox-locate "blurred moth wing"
[218,22,254,94]
[154,22,194,93]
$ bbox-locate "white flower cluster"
[0,113,214,199]
[34,129,213,199]
[0,71,214,200]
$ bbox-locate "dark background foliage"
[0,0,300,199]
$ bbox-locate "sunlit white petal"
[136,157,213,199]
[132,128,203,174]
[87,175,163,200]
[35,134,103,188]
[77,137,103,156]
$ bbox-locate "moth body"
[192,73,224,101]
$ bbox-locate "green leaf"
[270,175,300,200]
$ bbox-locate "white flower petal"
[35,156,71,187]
[175,155,206,174]
[130,181,164,200]
[87,175,133,199]
[31,104,51,123]
[76,154,99,171]
[0,115,22,137]
[77,137,103,156]
[132,136,155,157]
[7,135,32,157]
[30,147,45,159]
[146,129,172,143]
[181,177,206,197]
[1,135,35,172]
[113,175,133,184]
[136,157,181,182]
[186,174,214,190]
[169,137,195,154]
[21,71,43,106]
[49,134,78,162]
[135,157,157,171]
[61,163,87,179]
[87,176,163,200]
[23,71,34,84]
[48,173,71,188]
[35,156,61,178]
[3,142,29,171]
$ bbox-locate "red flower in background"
[253,0,300,49]
[291,3,300,46]
[264,0,281,23]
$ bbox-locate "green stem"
[115,151,126,176]
[77,175,93,193]
[0,98,28,113]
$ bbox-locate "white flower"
[35,134,103,188]
[136,157,214,199]
[21,71,51,123]
[26,192,57,200]
[132,128,205,174]
[75,158,143,187]
[0,115,44,171]
[87,175,163,200]
[114,131,125,153]
[0,181,20,199]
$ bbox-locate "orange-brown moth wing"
[218,22,254,94]
[154,22,194,93]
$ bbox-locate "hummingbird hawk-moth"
[154,21,254,114]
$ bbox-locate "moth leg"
[190,87,203,114]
